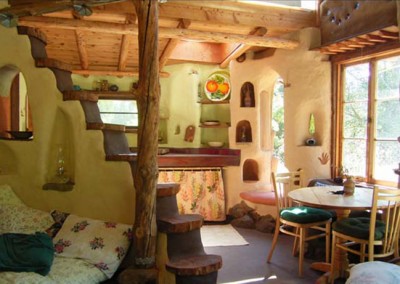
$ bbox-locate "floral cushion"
[0,204,54,234]
[53,214,133,279]
[0,184,24,205]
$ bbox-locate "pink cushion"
[240,190,276,206]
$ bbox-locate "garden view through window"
[341,54,400,186]
[97,100,138,128]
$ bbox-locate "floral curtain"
[158,168,225,221]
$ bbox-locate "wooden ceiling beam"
[159,1,316,31]
[74,30,89,69]
[18,16,299,49]
[159,19,191,72]
[219,27,267,69]
[118,35,132,71]
[72,68,170,78]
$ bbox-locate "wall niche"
[243,159,259,181]
[236,120,252,143]
[240,81,255,107]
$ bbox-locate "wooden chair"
[330,186,400,283]
[267,171,332,277]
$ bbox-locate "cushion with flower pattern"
[0,184,24,205]
[0,204,54,234]
[52,214,133,279]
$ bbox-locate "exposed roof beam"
[159,19,191,72]
[74,30,89,69]
[72,68,170,78]
[18,16,299,49]
[159,1,316,31]
[118,35,132,71]
[219,27,267,69]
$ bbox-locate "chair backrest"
[369,186,400,260]
[271,170,303,211]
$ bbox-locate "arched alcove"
[243,159,259,181]
[0,65,32,140]
[240,81,255,107]
[236,120,252,143]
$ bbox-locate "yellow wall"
[0,25,134,224]
[0,24,332,221]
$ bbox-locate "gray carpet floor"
[205,226,341,284]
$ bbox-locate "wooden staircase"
[18,26,222,284]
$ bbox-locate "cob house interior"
[0,0,399,283]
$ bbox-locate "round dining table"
[288,185,379,284]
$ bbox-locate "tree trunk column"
[132,0,160,269]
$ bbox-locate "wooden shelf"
[198,99,229,104]
[42,181,74,191]
[62,90,137,101]
[199,122,230,128]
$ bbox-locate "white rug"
[200,224,249,247]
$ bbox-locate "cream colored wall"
[224,28,332,213]
[0,26,134,224]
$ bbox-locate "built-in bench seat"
[239,189,276,206]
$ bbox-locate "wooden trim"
[10,74,19,131]
[72,68,170,78]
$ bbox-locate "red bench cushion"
[239,190,276,206]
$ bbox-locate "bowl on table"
[208,141,224,148]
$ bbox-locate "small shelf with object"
[236,120,252,143]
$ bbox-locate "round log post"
[131,0,159,269]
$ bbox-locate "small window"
[97,100,138,128]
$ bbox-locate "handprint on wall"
[318,152,330,165]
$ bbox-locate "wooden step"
[35,58,74,71]
[157,183,180,197]
[63,90,99,102]
[166,254,222,276]
[106,153,137,161]
[86,122,126,132]
[17,26,47,43]
[157,214,203,233]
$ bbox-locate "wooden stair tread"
[157,214,203,233]
[86,123,126,131]
[106,153,137,161]
[63,90,99,102]
[166,254,222,276]
[157,183,180,197]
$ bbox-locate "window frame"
[333,51,400,188]
[97,93,138,133]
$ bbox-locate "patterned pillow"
[0,203,54,234]
[0,184,24,205]
[53,214,133,279]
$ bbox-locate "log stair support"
[18,26,222,284]
[156,183,222,284]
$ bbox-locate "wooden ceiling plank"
[366,34,387,43]
[18,16,299,49]
[159,19,191,71]
[377,30,398,39]
[219,27,267,68]
[118,34,132,71]
[75,30,89,69]
[72,68,170,78]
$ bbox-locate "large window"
[97,100,138,129]
[338,54,400,186]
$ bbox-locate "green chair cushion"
[333,217,386,240]
[280,206,332,224]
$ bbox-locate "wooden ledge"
[103,123,126,132]
[157,214,203,233]
[157,183,180,197]
[86,122,105,130]
[63,90,99,102]
[166,254,222,276]
[106,153,137,162]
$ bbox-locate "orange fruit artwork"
[218,82,230,94]
[206,80,218,93]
